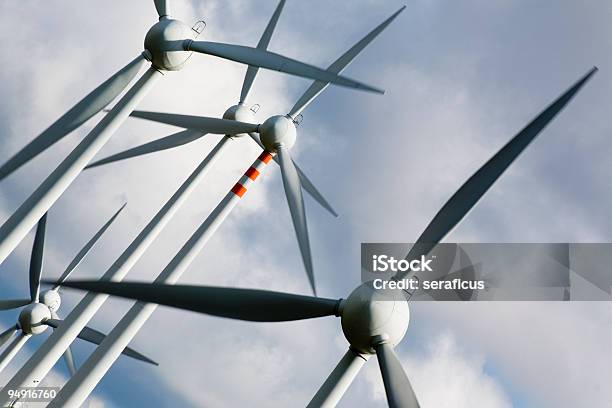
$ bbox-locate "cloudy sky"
[1,0,611,407]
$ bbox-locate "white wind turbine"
[0,204,156,376]
[55,68,596,407]
[0,1,389,400]
[89,0,339,222]
[0,0,382,267]
[87,5,407,294]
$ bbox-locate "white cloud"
[363,332,512,408]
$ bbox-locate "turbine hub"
[259,115,297,152]
[18,303,51,335]
[340,282,409,355]
[223,104,256,138]
[144,18,193,71]
[40,289,61,312]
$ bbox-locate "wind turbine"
[0,0,383,267]
[55,68,596,407]
[0,204,156,376]
[89,0,339,220]
[87,6,407,294]
[0,2,389,400]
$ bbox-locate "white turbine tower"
[55,68,596,407]
[87,5,406,294]
[0,204,156,376]
[0,0,382,267]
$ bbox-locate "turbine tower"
[54,68,596,407]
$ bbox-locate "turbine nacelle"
[18,303,51,335]
[259,115,297,152]
[340,282,409,355]
[223,104,256,137]
[40,289,61,312]
[144,18,193,71]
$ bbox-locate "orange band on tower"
[245,167,260,181]
[231,183,247,197]
[258,151,273,164]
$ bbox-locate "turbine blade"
[289,6,405,117]
[0,325,18,348]
[29,214,47,303]
[240,0,286,103]
[49,310,76,375]
[63,346,77,376]
[248,133,338,217]
[53,203,127,289]
[154,0,171,18]
[129,110,259,134]
[277,146,316,295]
[0,55,147,181]
[0,299,30,311]
[375,342,420,408]
[53,281,341,322]
[394,67,597,281]
[187,41,384,94]
[294,161,338,218]
[86,129,207,169]
[307,349,369,407]
[43,319,158,366]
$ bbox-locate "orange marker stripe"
[258,151,273,164]
[231,183,247,197]
[245,167,260,181]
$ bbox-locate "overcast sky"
[1,0,612,407]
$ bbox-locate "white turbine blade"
[248,133,337,217]
[50,311,77,376]
[240,0,286,103]
[289,6,405,118]
[187,41,384,94]
[0,325,18,348]
[53,203,127,289]
[375,342,420,408]
[307,349,369,407]
[0,55,147,181]
[394,67,598,281]
[277,146,316,295]
[129,110,260,134]
[154,0,171,18]
[63,346,77,376]
[0,299,31,311]
[86,129,207,169]
[43,319,157,366]
[54,281,341,322]
[29,214,47,303]
[294,160,338,218]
